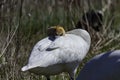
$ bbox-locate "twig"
[0,24,19,58]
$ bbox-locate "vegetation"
[0,0,120,80]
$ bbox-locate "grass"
[0,0,120,80]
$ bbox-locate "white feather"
[21,29,91,76]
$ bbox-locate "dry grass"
[0,0,120,80]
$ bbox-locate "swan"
[76,50,120,80]
[76,10,103,32]
[21,26,91,80]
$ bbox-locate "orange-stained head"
[47,26,65,36]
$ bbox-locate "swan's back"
[67,29,91,46]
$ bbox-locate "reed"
[0,0,120,80]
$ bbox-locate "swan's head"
[47,26,65,37]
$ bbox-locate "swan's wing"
[24,34,90,70]
[32,37,52,51]
[29,37,52,61]
[23,35,69,70]
[26,49,62,69]
[21,49,61,71]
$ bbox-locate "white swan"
[21,26,91,80]
[76,50,120,80]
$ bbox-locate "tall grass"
[0,0,120,80]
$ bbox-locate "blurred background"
[0,0,120,80]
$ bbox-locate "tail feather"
[21,66,28,71]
